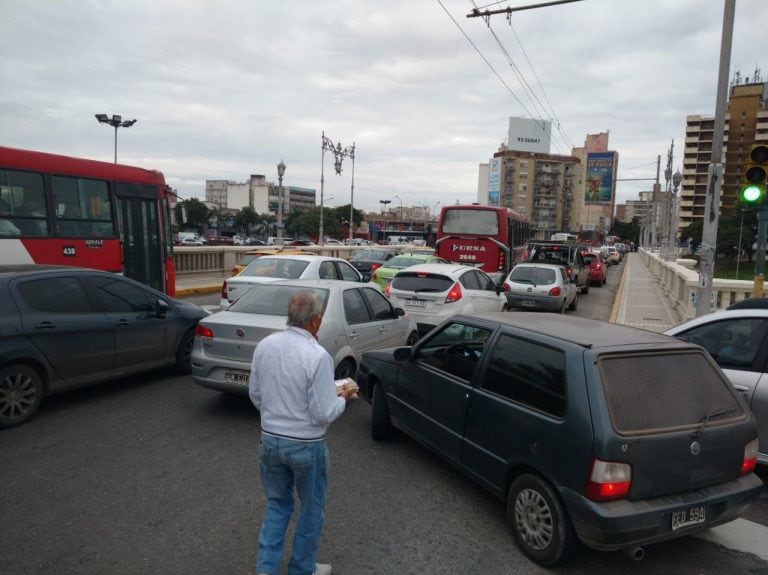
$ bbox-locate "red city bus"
[0,146,176,295]
[577,229,605,247]
[435,204,530,283]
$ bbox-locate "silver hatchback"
[192,279,418,394]
[502,262,579,313]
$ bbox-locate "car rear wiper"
[692,407,738,438]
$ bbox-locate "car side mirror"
[393,307,405,317]
[393,347,412,361]
[155,299,169,318]
[361,273,371,282]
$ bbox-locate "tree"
[174,198,210,231]
[235,206,259,235]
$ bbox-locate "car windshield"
[509,266,556,285]
[241,257,310,279]
[386,257,423,269]
[228,284,330,315]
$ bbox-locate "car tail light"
[195,324,214,339]
[585,458,632,501]
[502,283,510,292]
[548,286,561,296]
[220,281,228,301]
[445,282,462,303]
[740,438,758,475]
[384,283,391,297]
[372,270,378,281]
[370,263,382,272]
[565,265,573,277]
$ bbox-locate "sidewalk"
[610,252,679,332]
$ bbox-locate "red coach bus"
[435,204,530,283]
[0,146,176,295]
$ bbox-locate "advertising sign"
[585,152,617,204]
[507,117,552,154]
[488,157,500,206]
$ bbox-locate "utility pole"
[467,0,583,21]
[696,0,735,317]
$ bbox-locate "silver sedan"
[192,279,419,394]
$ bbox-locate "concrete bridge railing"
[638,248,756,321]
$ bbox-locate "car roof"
[255,254,342,262]
[467,312,688,350]
[665,308,768,334]
[510,262,564,270]
[0,264,92,278]
[394,262,475,275]
[247,278,383,291]
[244,248,312,256]
[385,253,438,263]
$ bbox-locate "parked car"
[580,250,607,286]
[266,236,293,246]
[231,248,314,276]
[356,312,762,566]
[177,232,206,246]
[232,235,244,246]
[386,263,504,335]
[370,253,449,290]
[664,308,768,465]
[527,242,590,294]
[206,235,235,246]
[286,239,315,246]
[501,262,578,313]
[192,280,418,393]
[244,237,267,246]
[347,248,400,277]
[0,265,208,428]
[220,254,365,309]
[323,239,344,246]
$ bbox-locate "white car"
[501,262,579,313]
[386,263,505,336]
[232,235,244,246]
[192,280,419,394]
[220,254,365,309]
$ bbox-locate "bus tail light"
[741,438,758,475]
[497,251,505,271]
[585,458,632,501]
[195,324,214,339]
[445,282,462,303]
[548,286,561,296]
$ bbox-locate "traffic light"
[740,144,768,204]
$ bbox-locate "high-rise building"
[680,72,768,229]
[205,175,316,217]
[571,133,618,235]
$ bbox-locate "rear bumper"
[560,473,764,551]
[504,294,562,312]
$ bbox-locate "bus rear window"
[442,209,499,235]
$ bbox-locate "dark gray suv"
[356,313,763,566]
[0,265,208,428]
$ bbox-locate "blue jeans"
[255,434,329,575]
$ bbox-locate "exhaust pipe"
[621,546,645,561]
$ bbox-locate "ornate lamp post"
[395,194,403,223]
[95,113,136,163]
[320,132,355,244]
[276,160,286,246]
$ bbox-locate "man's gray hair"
[286,292,324,328]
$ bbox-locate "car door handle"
[34,321,56,330]
[733,384,749,392]
[348,331,359,339]
[114,319,130,327]
[378,326,387,333]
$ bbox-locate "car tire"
[559,300,567,314]
[334,359,355,380]
[508,474,577,567]
[0,364,45,429]
[568,293,578,311]
[371,381,392,440]
[406,330,420,345]
[581,283,589,295]
[175,329,195,374]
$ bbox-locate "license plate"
[224,369,250,385]
[671,506,706,531]
[521,300,536,308]
[405,298,427,308]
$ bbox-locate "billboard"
[585,152,617,204]
[507,117,551,154]
[488,157,500,205]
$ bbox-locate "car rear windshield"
[598,351,745,435]
[387,257,424,269]
[392,272,453,293]
[509,266,556,285]
[241,257,310,279]
[581,253,597,264]
[228,285,330,316]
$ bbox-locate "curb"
[175,284,222,297]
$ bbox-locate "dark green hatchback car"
[357,313,763,566]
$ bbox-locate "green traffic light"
[741,184,764,203]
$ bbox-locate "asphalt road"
[3,258,766,574]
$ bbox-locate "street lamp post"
[320,132,355,244]
[379,199,391,214]
[95,114,137,163]
[395,195,403,223]
[662,141,676,262]
[276,160,286,246]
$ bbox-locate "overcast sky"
[1,0,765,213]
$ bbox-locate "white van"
[177,232,206,245]
[266,236,294,245]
